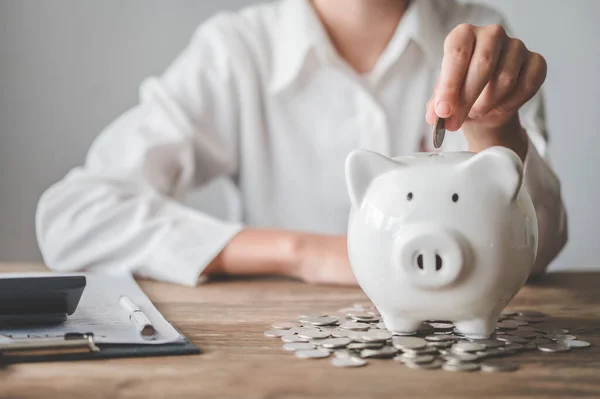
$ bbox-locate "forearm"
[204,228,356,286]
[462,115,529,162]
[205,228,303,278]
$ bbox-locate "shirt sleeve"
[455,3,568,274]
[519,91,568,275]
[36,15,244,286]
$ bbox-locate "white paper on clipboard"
[0,272,184,345]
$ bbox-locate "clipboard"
[0,332,200,365]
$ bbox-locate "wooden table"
[1,263,600,399]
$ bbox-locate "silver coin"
[330,329,354,338]
[402,346,439,356]
[515,326,537,332]
[337,307,365,314]
[417,323,435,335]
[361,330,393,342]
[433,116,446,148]
[522,341,537,350]
[425,334,459,342]
[360,346,397,358]
[507,330,537,339]
[264,329,293,338]
[442,362,480,372]
[392,331,418,336]
[298,312,326,320]
[510,316,541,323]
[426,341,454,349]
[516,310,546,317]
[319,337,352,349]
[291,326,320,334]
[430,322,454,331]
[376,321,387,330]
[501,310,517,317]
[553,334,577,341]
[347,341,383,350]
[537,343,571,353]
[405,359,444,370]
[352,316,380,324]
[281,335,308,343]
[318,326,340,333]
[442,352,480,363]
[295,349,331,359]
[496,321,519,330]
[297,330,330,340]
[451,342,486,353]
[496,335,528,344]
[532,337,551,345]
[304,316,339,326]
[339,322,370,331]
[392,336,427,350]
[396,354,436,364]
[564,340,591,348]
[347,311,375,320]
[481,360,519,372]
[510,319,532,326]
[543,333,567,341]
[333,349,360,358]
[475,349,506,358]
[271,322,299,330]
[331,356,367,368]
[282,342,316,351]
[466,338,504,348]
[501,343,524,352]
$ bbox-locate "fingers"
[494,51,547,114]
[425,82,439,126]
[430,23,547,132]
[434,24,476,120]
[446,24,507,130]
[469,38,528,118]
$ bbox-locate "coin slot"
[417,254,424,270]
[435,254,442,271]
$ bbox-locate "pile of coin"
[264,303,591,372]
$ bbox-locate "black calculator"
[0,275,86,326]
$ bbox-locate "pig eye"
[407,192,413,201]
[452,193,459,202]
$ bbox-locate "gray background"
[0,0,598,270]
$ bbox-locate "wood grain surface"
[1,263,600,399]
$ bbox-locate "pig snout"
[394,224,470,289]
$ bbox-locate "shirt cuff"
[139,201,243,286]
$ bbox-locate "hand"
[426,24,547,160]
[293,233,358,286]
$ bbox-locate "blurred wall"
[0,0,598,270]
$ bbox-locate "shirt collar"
[270,0,447,93]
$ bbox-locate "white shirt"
[36,0,567,286]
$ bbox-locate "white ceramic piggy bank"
[345,147,538,339]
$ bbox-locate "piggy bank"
[345,147,538,339]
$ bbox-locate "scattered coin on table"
[264,304,592,372]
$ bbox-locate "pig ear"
[345,149,402,208]
[461,146,524,201]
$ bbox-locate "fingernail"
[468,110,478,119]
[435,101,452,117]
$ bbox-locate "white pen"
[118,295,156,337]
